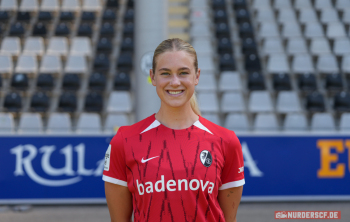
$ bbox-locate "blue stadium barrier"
[0,135,349,204]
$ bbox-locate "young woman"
[103,38,245,222]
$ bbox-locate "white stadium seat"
[221,92,245,113]
[47,113,72,134]
[18,113,43,134]
[254,113,279,131]
[76,113,102,134]
[0,113,15,133]
[284,113,308,131]
[249,91,273,112]
[107,91,133,113]
[225,113,250,132]
[311,113,336,131]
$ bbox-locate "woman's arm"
[105,182,133,222]
[218,186,243,222]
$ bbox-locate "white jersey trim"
[140,120,161,134]
[219,178,245,190]
[102,175,128,187]
[141,119,213,135]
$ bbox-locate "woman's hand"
[105,182,133,222]
[218,186,243,222]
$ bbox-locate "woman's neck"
[155,102,199,130]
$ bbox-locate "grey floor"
[0,202,349,222]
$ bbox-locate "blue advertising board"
[0,134,349,204]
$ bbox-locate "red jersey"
[103,114,245,222]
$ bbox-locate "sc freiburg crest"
[200,150,212,167]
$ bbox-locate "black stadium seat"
[84,92,103,112]
[107,0,119,8]
[9,22,25,36]
[124,8,134,22]
[239,22,254,38]
[121,37,134,53]
[245,53,261,72]
[55,22,70,36]
[305,92,325,112]
[81,11,95,22]
[97,37,113,53]
[242,37,258,55]
[17,11,31,22]
[214,9,228,23]
[235,8,250,23]
[219,53,236,71]
[78,23,93,37]
[248,71,265,90]
[37,74,54,91]
[117,52,133,71]
[212,0,226,9]
[0,11,9,22]
[103,9,116,21]
[114,71,131,90]
[38,11,53,22]
[62,74,80,91]
[31,91,50,112]
[60,11,74,21]
[325,73,343,91]
[217,37,233,54]
[123,22,134,37]
[11,73,29,91]
[58,92,77,112]
[273,73,292,91]
[100,22,115,37]
[89,72,106,91]
[298,74,317,91]
[93,54,110,71]
[333,91,350,112]
[32,22,47,36]
[4,92,22,112]
[215,22,230,38]
[233,0,247,9]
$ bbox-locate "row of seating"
[251,0,350,10]
[0,112,129,134]
[225,112,350,132]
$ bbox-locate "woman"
[103,38,245,222]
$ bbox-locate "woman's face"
[151,50,200,109]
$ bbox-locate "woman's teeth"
[168,90,183,94]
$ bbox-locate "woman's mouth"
[166,90,184,95]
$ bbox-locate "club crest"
[200,150,212,167]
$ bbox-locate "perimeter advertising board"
[0,135,349,203]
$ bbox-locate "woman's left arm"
[218,185,243,222]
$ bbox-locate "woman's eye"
[161,73,170,75]
[180,72,189,75]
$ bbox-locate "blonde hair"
[152,38,201,116]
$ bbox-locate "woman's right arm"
[105,182,133,222]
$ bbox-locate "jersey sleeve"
[219,131,245,190]
[102,127,128,187]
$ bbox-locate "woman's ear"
[150,69,156,86]
[195,68,201,85]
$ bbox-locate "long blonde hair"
[152,38,201,116]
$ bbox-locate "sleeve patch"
[104,144,111,171]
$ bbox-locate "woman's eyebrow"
[158,67,190,71]
[158,68,171,72]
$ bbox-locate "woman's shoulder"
[116,114,156,138]
[199,115,237,142]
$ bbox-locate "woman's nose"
[170,74,181,86]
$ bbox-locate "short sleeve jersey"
[103,114,245,222]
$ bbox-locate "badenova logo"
[136,175,215,195]
[10,144,105,187]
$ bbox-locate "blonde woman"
[103,38,245,222]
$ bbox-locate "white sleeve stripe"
[102,175,128,187]
[219,178,245,190]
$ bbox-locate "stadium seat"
[191,24,211,38]
[259,22,279,38]
[202,113,221,125]
[0,55,13,74]
[106,0,119,8]
[30,91,50,112]
[20,0,38,11]
[276,91,302,113]
[315,0,333,9]
[304,23,325,39]
[277,9,297,24]
[298,74,317,91]
[342,9,350,24]
[0,0,18,11]
[336,0,350,9]
[341,55,350,73]
[281,22,302,38]
[55,22,70,36]
[124,8,134,22]
[89,72,106,91]
[221,92,245,112]
[61,0,80,11]
[47,37,68,57]
[0,113,15,133]
[11,73,29,90]
[1,37,21,57]
[239,22,254,38]
[333,91,350,112]
[60,11,75,21]
[104,114,129,133]
[218,71,242,91]
[36,74,54,91]
[214,9,228,23]
[340,113,350,131]
[219,53,236,71]
[273,73,291,91]
[311,113,335,131]
[18,113,43,134]
[62,74,80,91]
[32,22,48,36]
[100,22,115,37]
[212,0,226,9]
[40,55,62,73]
[4,92,22,112]
[197,56,215,73]
[70,37,92,57]
[333,38,350,56]
[77,23,93,37]
[254,113,279,131]
[23,37,45,57]
[267,54,289,73]
[256,8,275,23]
[47,113,72,133]
[249,91,273,112]
[84,92,103,112]
[192,39,214,55]
[305,92,326,112]
[94,54,110,71]
[225,113,250,132]
[83,0,102,12]
[245,53,261,71]
[58,92,77,112]
[41,0,59,12]
[103,9,116,21]
[292,54,315,73]
[196,74,216,92]
[326,22,346,39]
[294,0,312,9]
[233,0,247,9]
[316,54,339,74]
[252,0,270,10]
[235,8,250,23]
[121,37,134,53]
[216,22,230,38]
[197,92,219,113]
[107,91,132,113]
[320,9,339,23]
[284,113,308,131]
[9,22,25,36]
[17,11,31,21]
[98,37,113,53]
[65,55,87,74]
[242,37,258,55]
[325,73,343,91]
[117,53,133,72]
[76,113,102,134]
[114,72,131,90]
[38,12,53,22]
[248,71,265,90]
[262,38,284,55]
[0,11,9,22]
